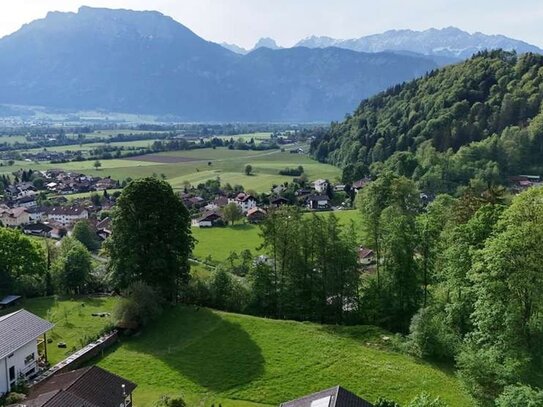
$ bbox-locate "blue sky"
[1,0,542,48]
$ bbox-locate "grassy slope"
[98,306,473,407]
[0,148,340,193]
[0,296,116,364]
[192,210,360,263]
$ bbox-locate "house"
[46,206,89,227]
[307,195,330,210]
[0,309,54,395]
[94,177,118,191]
[14,196,37,209]
[231,193,257,213]
[192,211,223,228]
[280,385,373,407]
[205,196,229,211]
[0,207,30,227]
[27,206,46,222]
[20,366,137,407]
[96,217,112,240]
[358,247,375,266]
[23,222,53,237]
[510,175,542,191]
[352,178,371,192]
[313,179,329,193]
[270,196,289,207]
[333,184,347,192]
[272,185,287,195]
[247,207,267,224]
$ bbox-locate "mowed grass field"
[192,210,361,263]
[0,147,340,193]
[98,306,473,407]
[1,296,116,364]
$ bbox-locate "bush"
[375,398,401,407]
[495,384,543,407]
[113,281,163,328]
[278,166,304,176]
[407,307,459,361]
[153,395,186,407]
[4,392,26,404]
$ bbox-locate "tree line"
[310,51,543,194]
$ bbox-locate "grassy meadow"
[1,147,341,193]
[97,306,473,407]
[1,296,116,364]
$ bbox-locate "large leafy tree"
[106,177,193,301]
[0,228,46,296]
[72,220,100,251]
[458,188,543,404]
[52,238,92,294]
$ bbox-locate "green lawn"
[1,296,116,364]
[98,306,473,407]
[192,210,360,263]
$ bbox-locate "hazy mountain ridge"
[295,27,543,60]
[0,6,437,121]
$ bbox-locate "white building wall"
[0,340,39,395]
[0,357,7,395]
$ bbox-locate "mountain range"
[0,7,540,122]
[294,27,543,60]
[0,7,437,122]
[225,27,542,64]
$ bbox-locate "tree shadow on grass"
[122,306,265,393]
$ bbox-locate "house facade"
[0,309,54,395]
[46,206,89,227]
[192,211,223,228]
[307,195,330,210]
[0,207,30,227]
[230,193,257,213]
[313,179,329,193]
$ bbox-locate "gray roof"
[27,366,137,407]
[280,386,373,407]
[0,309,54,359]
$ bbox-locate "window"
[25,352,35,365]
[9,366,15,382]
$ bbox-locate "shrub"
[374,398,401,407]
[153,395,187,407]
[407,307,459,361]
[495,384,543,407]
[113,281,163,328]
[4,392,26,404]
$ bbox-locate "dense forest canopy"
[311,50,543,193]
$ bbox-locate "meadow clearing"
[10,297,473,407]
[192,210,361,263]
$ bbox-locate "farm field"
[192,210,361,263]
[0,296,116,364]
[1,147,341,193]
[98,305,473,407]
[0,134,27,144]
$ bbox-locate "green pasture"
[98,306,473,407]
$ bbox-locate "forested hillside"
[311,50,543,192]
